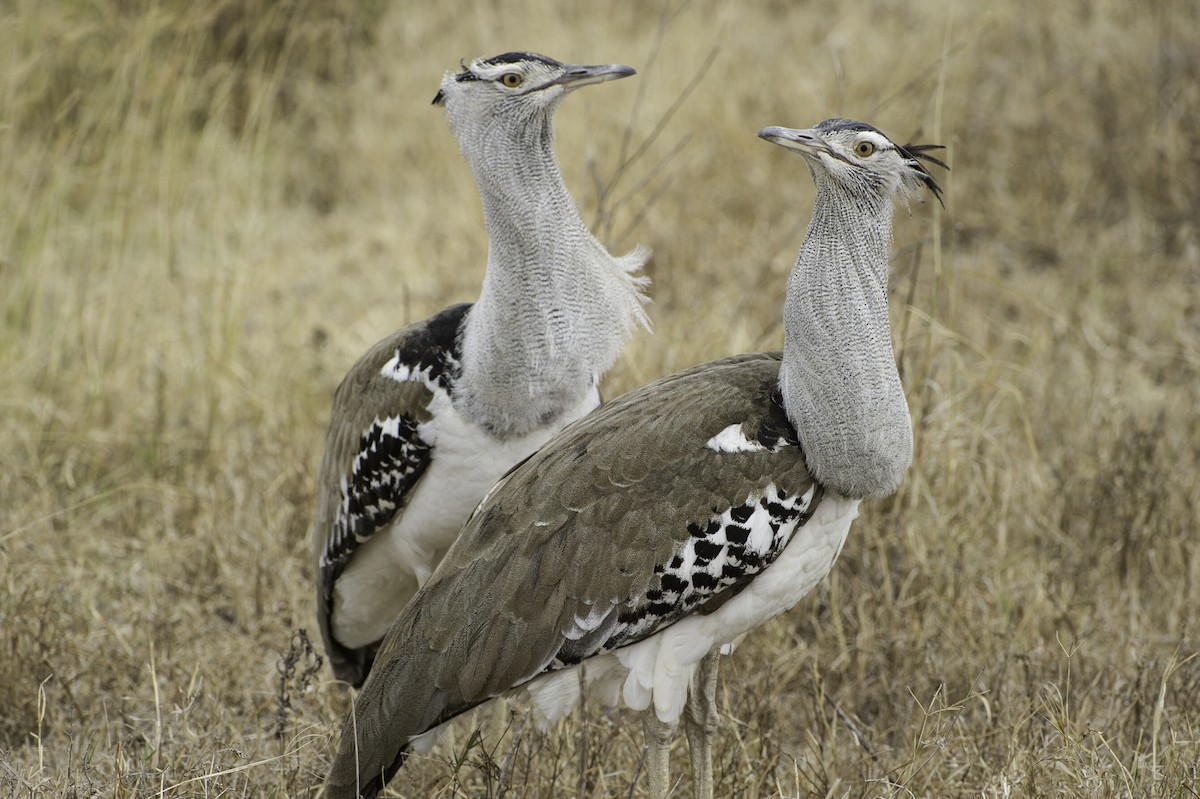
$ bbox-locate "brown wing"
[326,351,821,798]
[311,303,469,684]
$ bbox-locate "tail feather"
[324,642,491,798]
[324,646,439,799]
[325,711,410,799]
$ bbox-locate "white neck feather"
[779,172,912,498]
[454,117,649,438]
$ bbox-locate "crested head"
[758,118,950,499]
[758,118,947,208]
[431,51,636,141]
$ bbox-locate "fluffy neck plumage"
[454,115,648,438]
[778,171,912,498]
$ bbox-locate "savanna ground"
[2,0,1199,796]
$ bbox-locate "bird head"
[757,119,947,207]
[433,52,635,142]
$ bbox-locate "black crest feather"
[897,142,949,206]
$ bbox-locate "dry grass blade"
[3,0,1200,797]
[589,3,720,244]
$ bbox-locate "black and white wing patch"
[555,379,819,663]
[313,303,470,602]
[608,482,821,645]
[554,481,822,667]
[318,415,434,596]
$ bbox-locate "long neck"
[454,117,648,438]
[778,172,912,498]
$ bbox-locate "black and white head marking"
[432,52,566,105]
[760,118,947,207]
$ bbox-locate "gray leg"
[641,707,677,799]
[683,651,720,799]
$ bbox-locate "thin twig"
[589,0,720,244]
[823,693,879,764]
[495,709,529,799]
[626,744,648,799]
[598,43,720,242]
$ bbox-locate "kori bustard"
[312,52,649,687]
[325,118,946,798]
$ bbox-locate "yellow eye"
[854,140,876,158]
[500,73,523,88]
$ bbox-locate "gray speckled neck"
[779,170,912,498]
[454,117,648,438]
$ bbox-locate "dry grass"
[2,0,1199,796]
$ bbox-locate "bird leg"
[683,651,720,799]
[641,707,677,798]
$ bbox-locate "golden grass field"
[2,0,1199,795]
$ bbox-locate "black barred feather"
[319,415,433,595]
[898,142,949,205]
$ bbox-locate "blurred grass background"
[2,0,1199,796]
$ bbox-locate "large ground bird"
[325,118,946,799]
[311,52,649,687]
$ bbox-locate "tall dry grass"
[2,0,1198,796]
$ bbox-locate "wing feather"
[311,303,469,683]
[328,352,822,795]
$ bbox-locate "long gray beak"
[549,63,637,91]
[757,126,828,157]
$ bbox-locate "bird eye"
[854,141,876,158]
[500,73,523,88]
